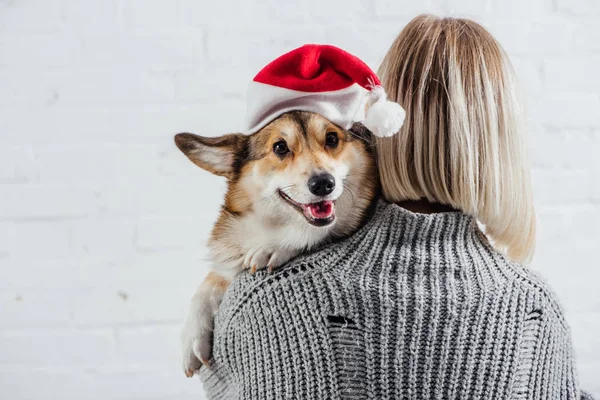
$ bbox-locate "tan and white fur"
[174,111,377,377]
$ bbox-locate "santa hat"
[245,44,405,138]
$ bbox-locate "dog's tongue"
[305,200,334,219]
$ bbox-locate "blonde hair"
[377,15,536,263]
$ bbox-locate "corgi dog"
[175,111,378,377]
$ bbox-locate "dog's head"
[175,111,377,237]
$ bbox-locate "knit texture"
[199,201,590,399]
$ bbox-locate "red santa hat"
[245,44,405,138]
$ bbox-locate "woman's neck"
[396,199,457,215]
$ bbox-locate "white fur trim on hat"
[245,82,368,134]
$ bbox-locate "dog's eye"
[325,132,339,149]
[273,140,290,156]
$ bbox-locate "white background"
[1,0,599,398]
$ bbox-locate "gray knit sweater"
[199,201,591,399]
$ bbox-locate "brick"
[510,57,543,98]
[374,0,444,17]
[534,245,599,283]
[3,67,177,108]
[536,206,600,241]
[0,32,82,68]
[70,288,191,325]
[0,72,18,106]
[172,97,246,134]
[92,369,208,400]
[573,19,600,52]
[323,22,408,69]
[569,313,600,364]
[484,17,577,55]
[0,328,116,367]
[111,249,210,289]
[0,104,236,145]
[0,367,208,400]
[134,217,211,251]
[35,143,186,183]
[544,269,600,314]
[267,0,371,22]
[543,57,600,91]
[122,0,182,36]
[96,181,225,218]
[555,0,600,15]
[68,218,136,259]
[532,169,598,205]
[530,129,599,169]
[205,27,328,72]
[61,0,124,37]
[0,369,92,400]
[0,146,36,182]
[115,325,180,364]
[578,363,600,396]
[0,249,209,292]
[11,221,71,259]
[534,208,600,283]
[0,0,63,34]
[0,259,94,290]
[181,0,370,25]
[1,288,191,327]
[445,0,492,16]
[75,33,205,70]
[0,69,62,108]
[178,0,252,26]
[174,67,247,103]
[83,368,207,399]
[45,68,177,107]
[0,185,98,219]
[0,224,14,256]
[0,290,74,328]
[530,92,600,127]
[488,0,553,17]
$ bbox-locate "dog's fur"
[175,111,378,376]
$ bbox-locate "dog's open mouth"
[278,190,335,227]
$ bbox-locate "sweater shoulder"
[500,260,570,329]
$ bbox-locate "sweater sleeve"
[513,283,582,399]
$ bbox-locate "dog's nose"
[308,173,336,196]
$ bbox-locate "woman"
[199,15,592,399]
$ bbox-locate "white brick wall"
[1,0,598,398]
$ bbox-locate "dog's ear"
[174,132,248,178]
[348,122,375,144]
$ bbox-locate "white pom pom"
[363,99,406,138]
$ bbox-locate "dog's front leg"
[181,271,230,377]
[266,247,303,272]
[242,246,303,273]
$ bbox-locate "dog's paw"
[181,310,213,377]
[267,248,301,272]
[242,247,302,274]
[242,247,272,274]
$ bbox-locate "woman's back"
[201,201,581,399]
